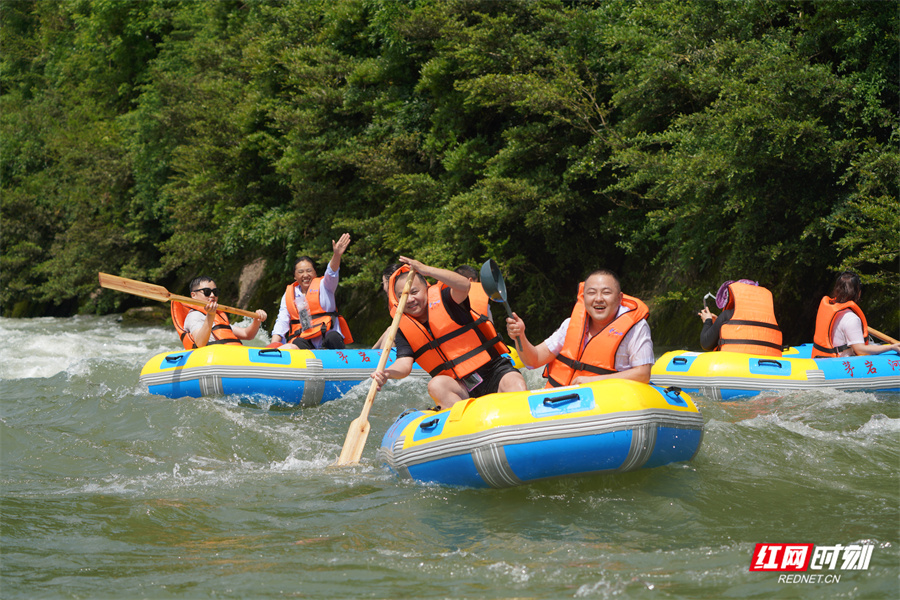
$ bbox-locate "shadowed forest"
[2,0,897,346]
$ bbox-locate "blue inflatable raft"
[378,380,704,488]
[651,343,900,400]
[139,345,428,407]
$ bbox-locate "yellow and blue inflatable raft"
[377,380,703,488]
[139,346,428,407]
[651,343,900,400]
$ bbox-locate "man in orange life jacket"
[812,271,899,357]
[698,279,782,356]
[370,257,526,409]
[175,277,267,348]
[506,270,654,386]
[271,233,353,350]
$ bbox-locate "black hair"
[454,265,479,281]
[393,270,428,296]
[383,262,402,280]
[189,275,215,292]
[831,271,862,304]
[294,256,316,271]
[584,269,621,293]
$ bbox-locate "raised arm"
[399,256,470,304]
[328,233,351,273]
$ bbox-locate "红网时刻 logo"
[750,543,874,584]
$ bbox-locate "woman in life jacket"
[171,277,267,350]
[505,269,655,387]
[698,279,782,357]
[812,271,900,358]
[370,257,526,409]
[270,233,354,350]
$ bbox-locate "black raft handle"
[258,348,283,357]
[419,418,440,430]
[543,393,581,407]
[673,357,688,365]
[164,354,186,363]
[757,359,783,368]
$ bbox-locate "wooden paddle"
[334,269,416,466]
[869,327,899,345]
[98,272,259,319]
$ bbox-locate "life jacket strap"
[556,354,615,377]
[719,338,784,351]
[725,319,782,331]
[410,316,486,360]
[179,330,197,349]
[285,312,338,343]
[411,314,502,377]
[812,341,849,356]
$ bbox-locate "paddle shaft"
[869,327,899,345]
[334,270,416,466]
[99,272,259,319]
[500,300,524,356]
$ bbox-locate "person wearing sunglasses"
[171,276,267,349]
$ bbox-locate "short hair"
[393,270,428,296]
[189,275,215,292]
[584,269,621,293]
[831,271,862,304]
[383,262,402,280]
[294,256,316,271]
[455,265,479,281]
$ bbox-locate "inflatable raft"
[378,380,703,488]
[651,343,900,400]
[139,346,428,406]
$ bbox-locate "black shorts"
[467,356,521,398]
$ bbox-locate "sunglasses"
[192,287,220,297]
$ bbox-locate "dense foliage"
[2,0,897,345]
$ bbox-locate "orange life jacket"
[811,296,868,358]
[282,279,353,345]
[543,284,649,388]
[171,301,241,350]
[468,282,491,317]
[717,282,782,357]
[387,266,507,379]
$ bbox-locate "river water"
[1,315,897,599]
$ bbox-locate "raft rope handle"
[419,418,441,430]
[756,359,784,368]
[258,348,283,357]
[542,393,581,407]
[673,357,688,365]
[164,353,187,363]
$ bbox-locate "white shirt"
[183,309,221,344]
[272,265,341,348]
[832,309,865,357]
[542,304,655,371]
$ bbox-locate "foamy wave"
[0,315,175,380]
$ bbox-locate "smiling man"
[172,277,267,349]
[370,256,526,409]
[506,269,653,388]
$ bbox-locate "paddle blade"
[479,259,506,301]
[99,273,172,303]
[334,417,371,466]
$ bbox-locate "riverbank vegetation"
[2,0,897,345]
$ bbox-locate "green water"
[1,316,898,599]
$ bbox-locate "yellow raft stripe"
[651,351,818,382]
[395,380,700,446]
